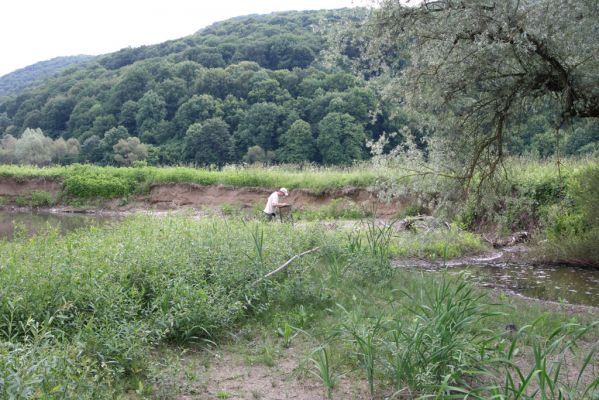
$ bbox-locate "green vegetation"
[539,165,599,265]
[0,163,386,198]
[0,2,597,398]
[14,190,55,207]
[0,157,597,266]
[392,227,487,259]
[0,216,326,398]
[295,199,372,221]
[0,212,597,398]
[0,55,93,97]
[369,0,599,183]
[0,9,401,167]
[2,7,593,170]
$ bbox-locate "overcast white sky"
[0,0,370,77]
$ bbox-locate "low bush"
[0,337,117,399]
[397,202,428,218]
[392,227,488,260]
[63,165,131,198]
[540,166,599,265]
[12,191,55,207]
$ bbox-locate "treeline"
[0,59,397,165]
[0,9,405,166]
[0,127,147,166]
[0,9,596,168]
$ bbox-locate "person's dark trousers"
[264,212,276,221]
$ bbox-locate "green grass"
[1,158,599,397]
[294,199,373,221]
[392,227,489,260]
[0,163,393,199]
[0,215,597,398]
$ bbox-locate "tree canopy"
[0,9,386,166]
[370,0,599,181]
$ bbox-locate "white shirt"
[264,191,280,214]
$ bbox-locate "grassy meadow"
[0,157,598,266]
[0,214,597,399]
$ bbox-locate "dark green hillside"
[98,10,352,71]
[0,55,94,98]
[1,7,594,168]
[0,9,404,167]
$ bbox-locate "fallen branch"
[252,247,321,285]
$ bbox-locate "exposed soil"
[0,177,403,216]
[139,183,400,216]
[0,177,61,198]
[189,347,371,400]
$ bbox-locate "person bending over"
[263,188,289,221]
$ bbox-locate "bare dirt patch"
[0,178,403,217]
[140,183,400,216]
[166,345,371,400]
[0,177,61,198]
[200,349,368,400]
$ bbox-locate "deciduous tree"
[316,112,366,165]
[370,0,599,183]
[278,119,315,163]
[14,128,53,165]
[113,137,148,166]
[184,118,232,166]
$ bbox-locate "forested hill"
[1,8,400,166]
[0,55,94,97]
[1,8,593,168]
[98,10,345,71]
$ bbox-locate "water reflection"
[443,263,599,307]
[0,210,113,240]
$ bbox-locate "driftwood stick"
[253,246,321,285]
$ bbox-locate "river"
[0,209,114,240]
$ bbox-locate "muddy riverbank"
[0,176,405,216]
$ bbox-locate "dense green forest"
[0,8,597,167]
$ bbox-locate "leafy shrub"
[0,216,326,395]
[494,195,537,235]
[13,191,55,207]
[571,166,599,226]
[29,190,54,207]
[0,336,116,399]
[63,165,131,198]
[541,166,599,265]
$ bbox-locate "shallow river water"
[0,209,113,240]
[445,263,599,307]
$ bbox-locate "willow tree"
[369,0,599,186]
